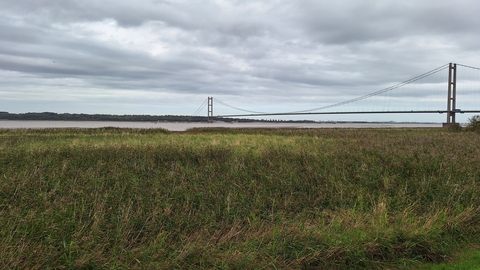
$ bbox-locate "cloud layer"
[1,0,480,121]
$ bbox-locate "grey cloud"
[293,0,480,46]
[0,0,479,119]
[0,25,43,44]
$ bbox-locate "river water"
[0,120,442,131]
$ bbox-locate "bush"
[465,115,480,132]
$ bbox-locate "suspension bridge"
[193,63,480,125]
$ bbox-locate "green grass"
[417,247,480,269]
[0,127,479,269]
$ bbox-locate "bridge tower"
[207,97,213,123]
[444,63,457,126]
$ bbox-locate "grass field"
[0,127,479,269]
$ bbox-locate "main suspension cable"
[192,98,208,116]
[287,63,450,113]
[457,63,480,71]
[215,98,267,114]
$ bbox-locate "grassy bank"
[0,128,479,269]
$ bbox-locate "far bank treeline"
[0,111,314,123]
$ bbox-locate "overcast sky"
[1,0,480,122]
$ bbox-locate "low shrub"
[465,115,480,133]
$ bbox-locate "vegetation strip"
[0,127,479,269]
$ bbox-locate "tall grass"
[0,127,479,269]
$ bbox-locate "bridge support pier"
[442,122,460,128]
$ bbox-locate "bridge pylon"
[207,97,213,123]
[444,63,458,127]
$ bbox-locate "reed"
[0,127,479,269]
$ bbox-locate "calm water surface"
[0,120,442,131]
